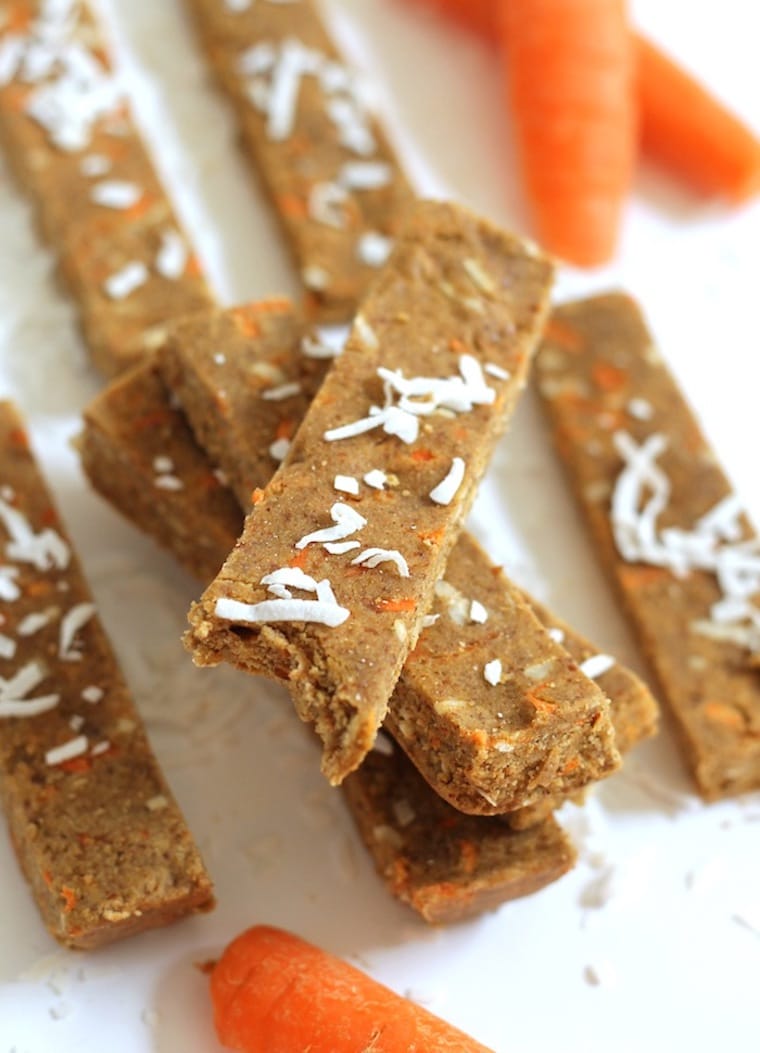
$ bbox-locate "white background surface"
[1,2,759,1051]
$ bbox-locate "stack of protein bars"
[79,201,661,922]
[0,0,665,947]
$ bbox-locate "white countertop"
[1,2,759,1051]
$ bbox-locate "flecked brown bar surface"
[0,402,213,949]
[186,201,555,785]
[182,0,414,322]
[342,734,577,923]
[158,300,331,509]
[0,0,211,376]
[78,362,243,583]
[535,292,760,800]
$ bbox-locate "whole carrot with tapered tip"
[210,925,495,1052]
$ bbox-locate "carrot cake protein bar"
[0,401,213,949]
[185,201,555,784]
[0,0,211,376]
[182,0,414,322]
[535,292,760,800]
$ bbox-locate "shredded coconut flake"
[46,735,88,766]
[580,654,616,679]
[81,685,103,704]
[325,356,494,447]
[484,659,502,686]
[0,566,21,600]
[339,160,392,190]
[90,180,141,210]
[363,469,386,490]
[59,602,95,661]
[323,540,361,554]
[351,548,410,578]
[262,381,301,401]
[0,634,17,660]
[627,397,654,420]
[0,498,69,571]
[469,599,488,624]
[485,362,510,381]
[269,437,291,462]
[155,230,188,280]
[296,502,367,549]
[357,231,393,267]
[265,38,321,140]
[90,740,110,756]
[547,626,565,644]
[261,567,320,594]
[611,430,760,658]
[18,610,56,636]
[309,181,348,228]
[215,595,349,627]
[301,333,339,359]
[0,662,60,719]
[354,314,379,351]
[154,475,184,491]
[103,261,149,300]
[429,457,465,506]
[334,475,359,496]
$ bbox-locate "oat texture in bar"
[342,733,577,923]
[186,201,554,784]
[158,299,333,508]
[0,402,213,949]
[0,0,211,376]
[78,362,244,583]
[182,0,414,323]
[535,292,760,800]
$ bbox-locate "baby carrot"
[210,925,494,1053]
[635,33,760,203]
[498,0,636,266]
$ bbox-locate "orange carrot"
[635,33,760,202]
[407,0,760,204]
[498,0,636,266]
[211,925,494,1053]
